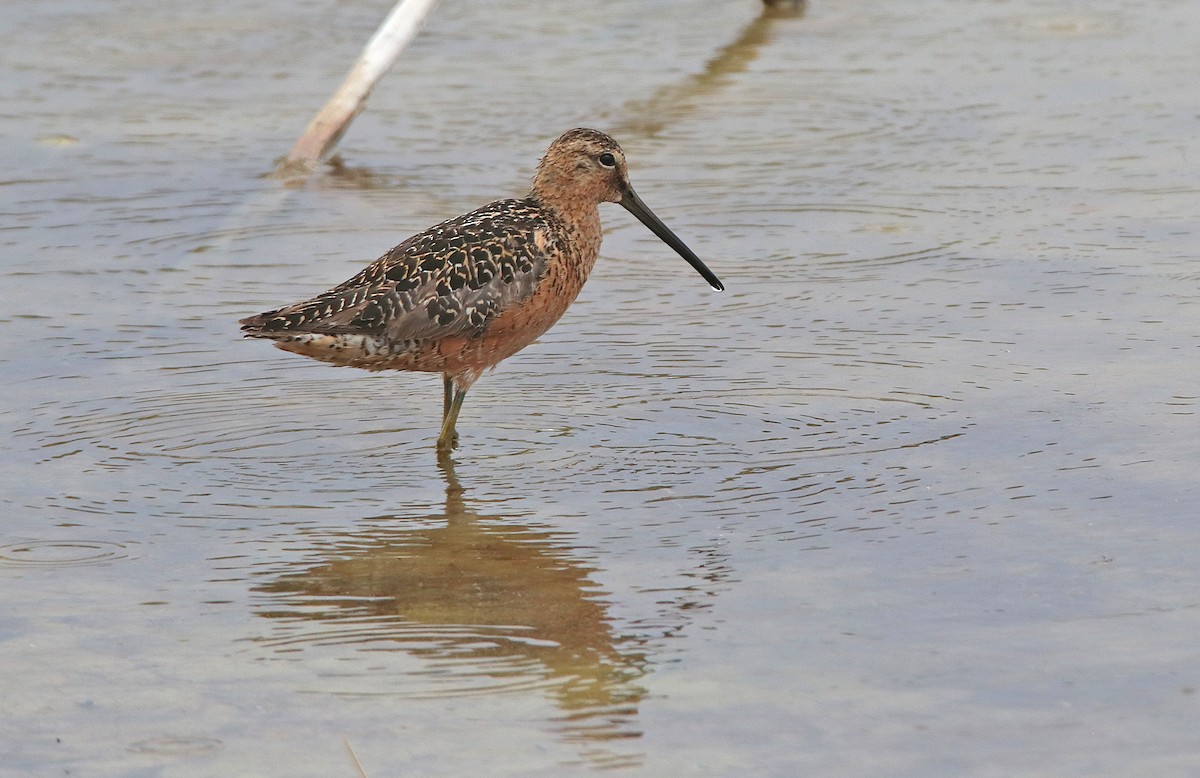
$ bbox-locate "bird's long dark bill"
[620,187,724,291]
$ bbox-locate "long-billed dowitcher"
[240,128,723,454]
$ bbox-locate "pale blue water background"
[1,1,1198,775]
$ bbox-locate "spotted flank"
[247,200,554,343]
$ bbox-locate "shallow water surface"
[2,0,1198,775]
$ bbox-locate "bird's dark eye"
[598,152,616,168]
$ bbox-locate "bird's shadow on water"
[247,458,669,769]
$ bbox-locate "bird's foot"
[435,430,459,455]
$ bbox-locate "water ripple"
[0,539,132,567]
[996,13,1127,40]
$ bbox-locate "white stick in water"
[279,0,439,175]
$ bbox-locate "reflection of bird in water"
[252,459,649,765]
[240,128,722,455]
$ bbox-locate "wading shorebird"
[240,128,723,454]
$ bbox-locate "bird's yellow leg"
[437,378,466,454]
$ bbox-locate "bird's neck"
[529,190,601,245]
